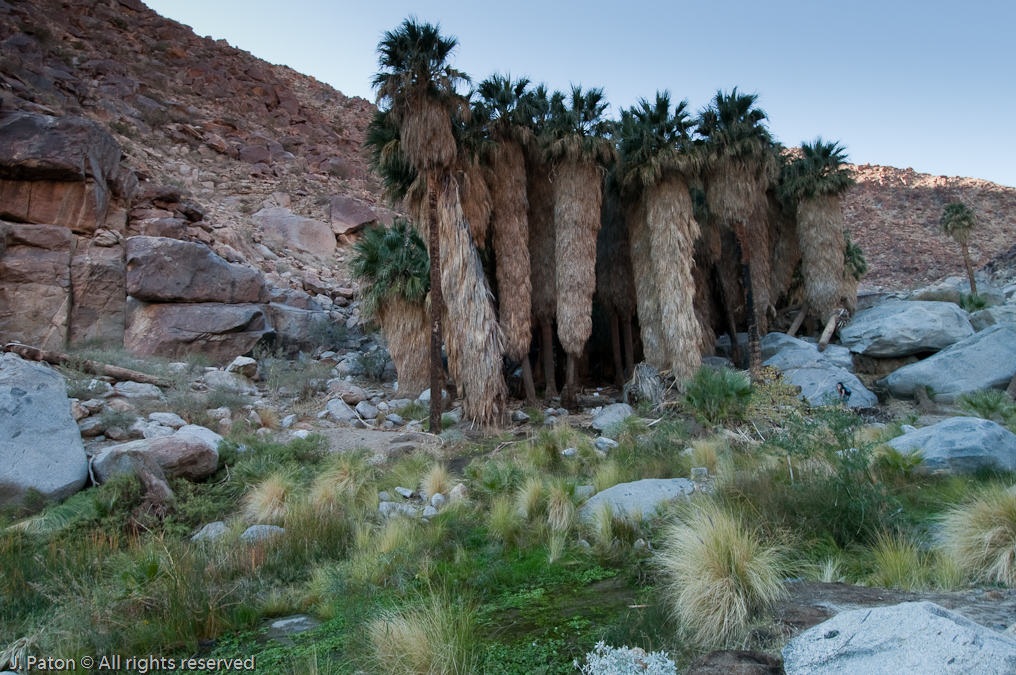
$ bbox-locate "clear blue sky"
[146,0,1016,187]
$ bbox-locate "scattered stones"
[578,478,695,523]
[379,501,420,519]
[394,487,414,499]
[191,521,228,542]
[240,525,285,542]
[887,417,1016,474]
[879,324,1016,401]
[113,381,163,400]
[591,403,634,433]
[782,601,1016,675]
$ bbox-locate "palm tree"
[475,74,538,403]
[373,18,506,425]
[522,85,559,396]
[940,202,979,295]
[543,86,616,405]
[351,219,430,396]
[778,139,856,321]
[697,89,778,371]
[617,92,702,380]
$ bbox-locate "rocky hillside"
[1,0,1013,336]
[844,164,1016,291]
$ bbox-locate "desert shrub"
[958,389,1015,422]
[941,486,1016,586]
[308,318,348,351]
[683,366,753,425]
[367,592,479,675]
[959,293,990,312]
[576,642,677,675]
[397,401,428,421]
[656,500,786,648]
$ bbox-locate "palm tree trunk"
[961,242,977,295]
[428,170,443,432]
[734,222,762,372]
[564,352,578,407]
[621,317,634,378]
[541,320,557,398]
[521,356,537,405]
[609,312,623,385]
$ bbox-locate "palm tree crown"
[940,202,977,245]
[778,138,855,206]
[544,85,616,164]
[351,219,430,321]
[617,91,696,191]
[696,88,774,164]
[372,18,469,171]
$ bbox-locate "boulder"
[201,370,257,395]
[839,301,974,357]
[324,398,357,423]
[69,243,126,345]
[327,378,366,404]
[125,298,273,364]
[126,237,268,303]
[328,194,376,235]
[113,381,163,400]
[907,276,1005,306]
[591,403,634,433]
[149,412,186,429]
[0,354,88,507]
[266,303,331,353]
[191,521,228,542]
[970,305,1016,332]
[175,424,224,450]
[578,478,695,523]
[886,417,1016,474]
[226,355,258,379]
[782,601,1016,675]
[781,367,878,408]
[240,525,284,542]
[761,332,854,373]
[0,177,113,234]
[253,207,335,257]
[879,324,1016,401]
[92,434,220,482]
[0,222,72,350]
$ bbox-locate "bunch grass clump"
[941,487,1016,586]
[683,366,753,425]
[656,500,786,647]
[867,531,927,591]
[958,389,1015,423]
[242,470,298,524]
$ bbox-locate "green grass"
[682,366,753,425]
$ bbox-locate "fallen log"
[3,343,174,388]
[816,310,843,352]
[786,302,809,338]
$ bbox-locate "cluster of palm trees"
[359,18,863,426]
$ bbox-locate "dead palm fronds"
[626,197,667,370]
[527,153,558,395]
[437,175,507,423]
[597,176,638,381]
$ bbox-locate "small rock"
[544,415,559,425]
[633,538,648,552]
[422,505,439,518]
[386,413,404,425]
[595,437,619,452]
[418,388,449,408]
[206,407,231,420]
[430,493,445,509]
[378,491,393,502]
[555,408,569,417]
[202,370,257,395]
[226,356,259,379]
[691,467,709,481]
[281,414,297,429]
[70,400,89,421]
[395,486,415,499]
[191,521,228,542]
[561,447,578,457]
[80,399,104,414]
[113,381,163,400]
[292,429,310,439]
[240,525,285,542]
[149,412,187,429]
[901,424,918,434]
[77,417,105,437]
[355,400,378,419]
[379,501,420,518]
[591,403,634,433]
[449,483,468,502]
[143,423,175,439]
[511,410,531,423]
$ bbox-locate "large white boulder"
[839,301,974,357]
[578,478,694,523]
[783,601,1016,675]
[879,324,1016,401]
[0,354,88,506]
[886,417,1016,474]
[761,333,875,407]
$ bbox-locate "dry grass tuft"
[941,487,1016,586]
[546,483,576,534]
[515,477,546,521]
[255,407,280,431]
[657,500,786,648]
[243,470,298,524]
[868,531,926,591]
[367,592,478,675]
[421,463,452,501]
